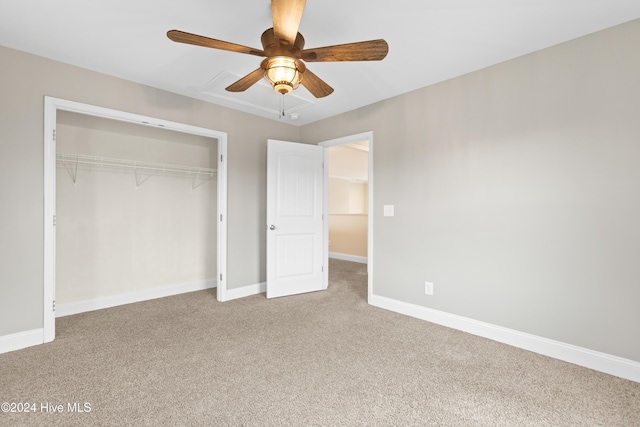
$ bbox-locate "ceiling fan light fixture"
[168,1,388,99]
[264,56,303,95]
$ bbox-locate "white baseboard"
[329,252,368,264]
[225,282,266,301]
[56,279,217,317]
[369,294,640,383]
[0,328,44,354]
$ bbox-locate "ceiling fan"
[167,0,389,98]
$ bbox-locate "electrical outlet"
[424,281,434,295]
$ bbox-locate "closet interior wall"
[56,111,218,307]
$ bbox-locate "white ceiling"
[1,1,639,126]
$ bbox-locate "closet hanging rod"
[56,153,216,177]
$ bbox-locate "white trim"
[56,280,216,317]
[44,96,229,340]
[369,294,640,383]
[225,282,266,301]
[43,97,56,343]
[329,252,368,264]
[319,131,374,301]
[217,132,228,302]
[0,329,44,354]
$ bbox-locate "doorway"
[326,141,369,262]
[319,132,373,301]
[43,97,228,343]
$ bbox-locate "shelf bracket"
[191,171,211,190]
[61,156,79,185]
[133,165,152,188]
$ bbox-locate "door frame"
[319,131,374,301]
[43,96,228,343]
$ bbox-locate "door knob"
[269,225,276,230]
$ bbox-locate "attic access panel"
[201,70,315,117]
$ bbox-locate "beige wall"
[328,178,368,214]
[328,144,369,181]
[302,20,640,362]
[329,215,368,258]
[328,177,368,258]
[0,45,299,336]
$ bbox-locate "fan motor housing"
[261,28,305,58]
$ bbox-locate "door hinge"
[53,215,56,226]
[52,129,56,141]
[220,154,224,162]
[52,300,56,312]
[219,273,223,281]
[220,214,223,222]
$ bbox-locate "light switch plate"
[384,205,394,216]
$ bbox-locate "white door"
[266,139,325,298]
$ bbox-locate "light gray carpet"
[1,259,639,426]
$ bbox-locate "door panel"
[267,140,324,299]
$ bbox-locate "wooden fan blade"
[271,0,306,45]
[226,68,265,92]
[167,30,265,57]
[301,68,334,98]
[302,39,389,62]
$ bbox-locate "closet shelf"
[56,152,216,189]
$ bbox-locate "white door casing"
[266,139,324,298]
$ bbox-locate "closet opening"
[43,97,228,343]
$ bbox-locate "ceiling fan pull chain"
[280,94,285,119]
